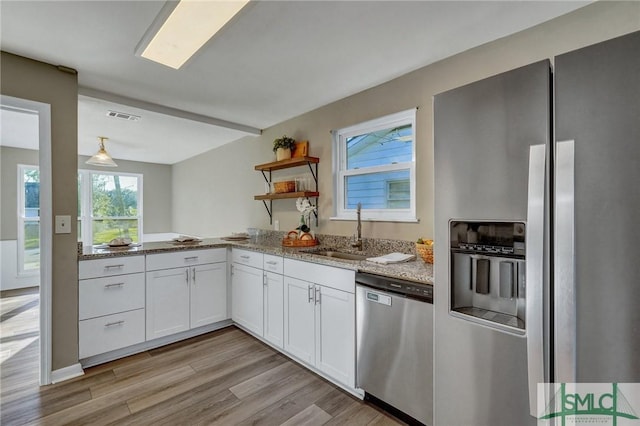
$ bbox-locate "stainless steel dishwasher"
[356,272,433,425]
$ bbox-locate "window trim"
[17,164,40,276]
[78,169,143,246]
[331,108,418,222]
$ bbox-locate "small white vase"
[276,147,292,161]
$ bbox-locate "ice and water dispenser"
[449,221,526,334]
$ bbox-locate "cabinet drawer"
[263,254,284,274]
[79,273,145,320]
[146,248,226,271]
[79,309,145,359]
[232,249,263,269]
[79,255,145,280]
[284,258,355,293]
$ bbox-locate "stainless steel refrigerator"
[433,30,640,426]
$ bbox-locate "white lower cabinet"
[283,259,356,388]
[231,262,264,336]
[146,249,228,340]
[79,257,146,359]
[263,270,284,348]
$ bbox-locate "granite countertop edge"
[79,238,434,285]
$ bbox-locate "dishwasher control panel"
[356,272,433,303]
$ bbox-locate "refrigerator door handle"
[554,140,576,384]
[526,144,546,417]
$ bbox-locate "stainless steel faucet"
[351,202,363,250]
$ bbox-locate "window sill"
[329,216,419,223]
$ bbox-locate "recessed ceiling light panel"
[137,0,250,70]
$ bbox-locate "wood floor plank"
[120,353,287,424]
[229,360,303,399]
[31,365,197,426]
[207,369,321,425]
[280,403,333,426]
[125,347,280,413]
[324,402,388,426]
[315,387,361,417]
[236,375,335,426]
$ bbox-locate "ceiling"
[0,1,589,164]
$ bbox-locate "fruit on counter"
[416,238,434,246]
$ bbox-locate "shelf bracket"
[261,199,273,225]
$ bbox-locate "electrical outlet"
[274,220,280,231]
[55,215,71,234]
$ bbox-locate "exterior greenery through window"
[17,167,143,273]
[333,109,417,222]
[18,165,40,275]
[78,170,143,246]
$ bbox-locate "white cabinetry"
[263,254,284,349]
[231,249,264,336]
[283,258,356,387]
[78,256,146,359]
[146,248,227,340]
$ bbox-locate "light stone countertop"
[80,238,434,286]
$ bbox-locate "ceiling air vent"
[107,110,141,122]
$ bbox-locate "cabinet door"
[231,263,264,336]
[264,271,284,349]
[315,285,355,387]
[146,268,190,340]
[283,277,315,365]
[190,262,228,328]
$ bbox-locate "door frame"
[1,94,53,385]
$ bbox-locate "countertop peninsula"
[79,237,434,286]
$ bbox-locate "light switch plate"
[55,215,71,234]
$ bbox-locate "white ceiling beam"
[78,87,262,135]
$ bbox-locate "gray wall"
[0,146,39,240]
[172,1,640,242]
[1,52,78,370]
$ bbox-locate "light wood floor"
[1,288,404,425]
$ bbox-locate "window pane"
[345,169,410,209]
[23,168,40,217]
[92,219,139,245]
[23,221,40,271]
[92,174,138,217]
[346,124,412,170]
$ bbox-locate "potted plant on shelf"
[273,135,296,161]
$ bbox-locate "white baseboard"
[50,363,84,384]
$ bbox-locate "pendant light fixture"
[86,136,117,167]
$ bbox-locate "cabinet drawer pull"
[308,285,314,303]
[104,320,124,327]
[184,256,198,261]
[266,261,278,265]
[192,267,196,283]
[240,255,250,260]
[315,286,321,305]
[104,264,124,270]
[185,269,189,284]
[104,282,125,289]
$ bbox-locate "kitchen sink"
[305,250,368,261]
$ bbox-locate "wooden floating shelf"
[254,156,320,172]
[254,191,320,201]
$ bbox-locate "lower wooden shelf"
[254,191,319,200]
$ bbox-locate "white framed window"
[78,170,143,246]
[332,108,417,222]
[17,165,40,275]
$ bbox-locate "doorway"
[0,95,52,385]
